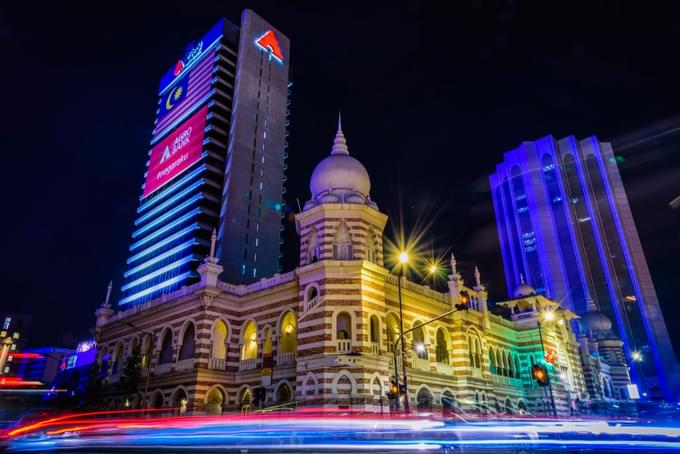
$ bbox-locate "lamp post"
[536,310,557,417]
[392,294,468,413]
[126,321,154,409]
[395,251,410,413]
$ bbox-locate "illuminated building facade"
[120,10,290,306]
[0,313,32,376]
[95,123,630,415]
[490,135,678,399]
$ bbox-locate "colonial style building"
[94,119,632,416]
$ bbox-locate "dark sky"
[2,1,679,353]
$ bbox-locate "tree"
[83,362,104,409]
[119,343,142,406]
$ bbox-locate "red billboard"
[143,105,208,197]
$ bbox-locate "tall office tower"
[490,135,678,399]
[120,10,290,306]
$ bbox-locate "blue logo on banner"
[159,76,189,120]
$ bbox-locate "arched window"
[141,334,153,369]
[178,323,195,361]
[159,330,173,365]
[332,222,353,260]
[386,313,400,353]
[514,355,521,378]
[304,284,319,311]
[489,347,496,374]
[416,388,434,410]
[112,343,124,375]
[263,326,273,355]
[307,227,320,264]
[468,334,482,369]
[365,232,377,263]
[506,351,513,377]
[276,383,292,403]
[241,321,258,360]
[369,315,380,344]
[436,328,448,364]
[279,312,297,354]
[412,322,427,360]
[336,312,352,340]
[212,320,228,360]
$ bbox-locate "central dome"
[308,115,373,206]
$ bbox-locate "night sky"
[2,2,679,354]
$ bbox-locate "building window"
[178,323,195,361]
[412,322,428,360]
[2,317,10,330]
[332,222,353,260]
[336,312,352,340]
[159,330,174,365]
[436,328,448,364]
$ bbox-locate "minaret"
[447,254,462,308]
[94,281,115,339]
[198,229,223,287]
[473,266,490,329]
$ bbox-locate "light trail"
[7,410,680,452]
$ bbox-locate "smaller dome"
[513,274,536,298]
[307,114,374,208]
[581,311,612,334]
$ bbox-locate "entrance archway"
[206,387,225,415]
[416,387,434,410]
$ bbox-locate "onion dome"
[581,311,613,334]
[513,274,537,298]
[307,114,376,208]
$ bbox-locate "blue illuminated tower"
[490,135,678,399]
[119,10,290,305]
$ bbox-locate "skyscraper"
[490,135,678,399]
[120,10,290,306]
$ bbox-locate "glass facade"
[490,136,677,399]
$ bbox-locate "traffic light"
[387,380,399,399]
[454,302,469,311]
[531,364,549,387]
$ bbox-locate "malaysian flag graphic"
[153,49,216,141]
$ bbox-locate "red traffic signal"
[531,364,549,387]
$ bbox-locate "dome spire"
[331,111,349,156]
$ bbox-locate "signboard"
[254,30,284,63]
[159,19,224,93]
[143,105,208,197]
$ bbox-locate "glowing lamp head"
[399,252,409,264]
[415,343,426,353]
[428,264,438,274]
[632,351,642,362]
[542,310,556,322]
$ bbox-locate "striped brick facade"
[94,146,631,416]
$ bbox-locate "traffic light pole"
[391,302,468,413]
[536,318,557,417]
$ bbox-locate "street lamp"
[632,351,642,362]
[391,299,469,414]
[126,321,154,409]
[536,310,557,416]
[395,251,410,412]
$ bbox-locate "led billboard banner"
[143,105,208,197]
